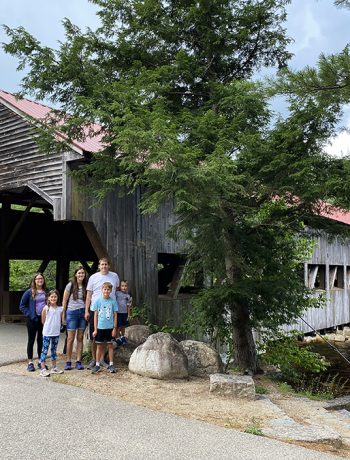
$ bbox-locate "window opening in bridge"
[307,264,325,290]
[157,253,202,296]
[329,265,344,289]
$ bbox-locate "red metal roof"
[320,207,350,226]
[0,90,104,153]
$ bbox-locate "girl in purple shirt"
[19,272,49,372]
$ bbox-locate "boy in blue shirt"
[91,282,118,374]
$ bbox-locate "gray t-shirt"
[65,282,85,311]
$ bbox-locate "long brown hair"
[30,272,47,299]
[71,266,88,301]
[46,289,60,306]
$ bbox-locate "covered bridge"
[0,90,190,324]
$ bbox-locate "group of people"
[19,257,132,377]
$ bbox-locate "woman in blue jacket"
[19,273,48,371]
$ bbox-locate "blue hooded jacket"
[19,288,48,321]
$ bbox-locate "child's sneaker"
[40,368,50,378]
[27,362,35,372]
[75,361,84,370]
[87,359,96,370]
[120,336,128,345]
[100,360,109,368]
[107,364,117,373]
[64,361,72,371]
[37,362,48,370]
[51,367,64,374]
[91,365,101,374]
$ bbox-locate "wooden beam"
[81,222,108,260]
[167,264,185,299]
[5,202,34,248]
[27,181,54,205]
[37,258,50,274]
[79,260,95,276]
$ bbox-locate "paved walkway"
[0,323,65,366]
[0,372,339,460]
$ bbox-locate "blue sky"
[0,0,349,154]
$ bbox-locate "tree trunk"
[223,233,260,374]
[230,303,259,374]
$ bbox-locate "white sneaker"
[51,367,64,374]
[40,368,50,377]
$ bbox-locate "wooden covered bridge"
[0,89,350,333]
[0,90,190,324]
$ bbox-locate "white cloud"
[325,129,350,157]
[290,4,322,54]
[324,107,350,157]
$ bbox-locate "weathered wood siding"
[284,234,350,333]
[0,102,63,198]
[65,169,185,314]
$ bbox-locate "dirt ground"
[1,355,349,458]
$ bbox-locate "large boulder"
[180,340,223,376]
[113,325,152,364]
[129,332,188,379]
[125,325,151,346]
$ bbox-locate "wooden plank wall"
[283,234,350,333]
[67,175,186,317]
[0,103,63,198]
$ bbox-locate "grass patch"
[255,384,269,395]
[244,417,264,436]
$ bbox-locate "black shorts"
[95,328,113,344]
[117,313,128,328]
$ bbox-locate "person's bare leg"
[76,329,84,361]
[66,330,75,362]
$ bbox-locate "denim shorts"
[66,308,86,331]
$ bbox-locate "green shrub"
[260,331,330,387]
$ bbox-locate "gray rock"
[325,396,350,411]
[113,342,136,364]
[125,325,151,346]
[335,335,346,342]
[129,332,188,379]
[180,340,223,376]
[209,373,255,400]
[263,418,342,447]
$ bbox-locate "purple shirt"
[35,292,46,316]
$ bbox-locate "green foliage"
[255,384,269,395]
[244,417,264,436]
[9,260,56,291]
[130,304,186,335]
[276,373,348,400]
[261,331,330,388]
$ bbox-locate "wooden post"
[0,202,11,316]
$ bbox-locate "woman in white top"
[62,266,88,370]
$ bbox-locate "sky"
[0,0,350,155]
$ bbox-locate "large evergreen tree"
[3,0,350,372]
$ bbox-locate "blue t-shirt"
[91,297,119,329]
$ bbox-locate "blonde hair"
[102,282,113,290]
